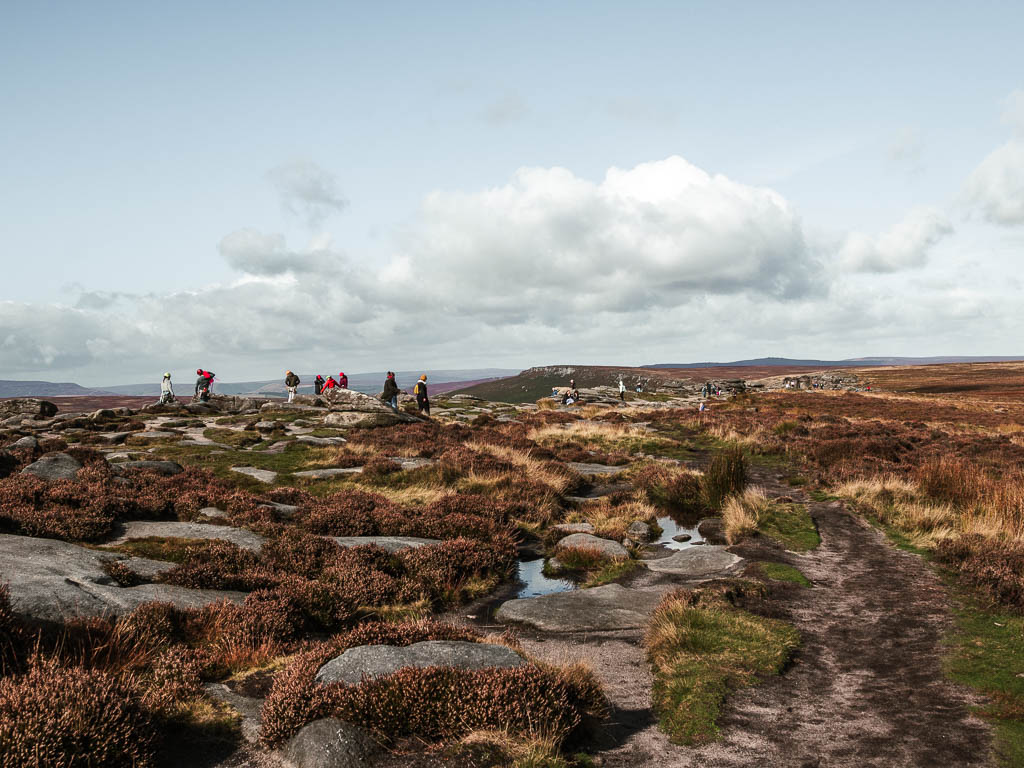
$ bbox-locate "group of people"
[311,372,349,397]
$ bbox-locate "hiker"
[322,375,338,392]
[339,372,349,389]
[414,375,430,416]
[569,378,576,390]
[195,369,214,401]
[314,375,325,395]
[381,371,400,411]
[699,401,706,413]
[619,379,626,400]
[158,373,174,404]
[285,370,300,403]
[636,383,642,393]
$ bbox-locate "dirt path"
[511,467,994,767]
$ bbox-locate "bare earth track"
[512,464,993,768]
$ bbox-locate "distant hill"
[645,356,1024,369]
[0,380,114,397]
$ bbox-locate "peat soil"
[507,462,995,768]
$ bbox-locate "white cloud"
[838,207,952,273]
[964,140,1024,226]
[266,160,348,227]
[218,228,346,276]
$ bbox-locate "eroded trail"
[513,468,994,767]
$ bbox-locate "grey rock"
[643,545,743,579]
[296,435,347,446]
[199,507,228,519]
[8,435,40,452]
[0,534,245,623]
[331,536,440,553]
[131,430,179,440]
[314,640,525,686]
[672,533,692,543]
[280,718,381,768]
[552,522,595,534]
[627,521,652,539]
[261,402,321,413]
[322,411,416,429]
[204,683,263,744]
[21,452,83,481]
[96,431,134,445]
[255,421,278,432]
[566,462,628,476]
[697,518,727,545]
[125,556,177,580]
[496,583,666,632]
[261,440,293,454]
[322,389,395,413]
[387,457,435,470]
[231,466,278,484]
[294,467,363,480]
[113,460,184,476]
[105,521,265,552]
[0,398,58,419]
[259,501,299,519]
[90,408,118,421]
[556,533,629,559]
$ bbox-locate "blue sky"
[2,1,1023,384]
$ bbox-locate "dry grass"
[564,499,659,541]
[464,442,576,495]
[527,421,646,444]
[721,488,772,544]
[835,476,959,548]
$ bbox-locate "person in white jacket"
[159,373,175,404]
[619,379,626,401]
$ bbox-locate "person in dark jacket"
[338,372,349,389]
[314,375,325,395]
[381,371,400,411]
[195,369,214,401]
[285,370,301,403]
[414,375,429,416]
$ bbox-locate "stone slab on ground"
[21,452,83,480]
[567,462,629,476]
[112,460,184,476]
[330,536,440,553]
[231,466,278,483]
[556,532,629,559]
[643,545,743,579]
[294,467,363,479]
[553,522,596,534]
[496,583,666,632]
[105,521,265,551]
[314,640,525,686]
[279,718,381,768]
[0,533,246,623]
[296,435,347,446]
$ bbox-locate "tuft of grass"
[582,559,640,588]
[702,447,747,510]
[755,561,811,587]
[721,488,772,544]
[756,503,820,552]
[646,591,799,745]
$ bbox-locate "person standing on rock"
[415,375,430,416]
[619,379,626,401]
[339,372,349,389]
[285,370,301,403]
[322,375,338,392]
[314,374,325,395]
[159,373,175,404]
[382,371,400,411]
[195,369,214,401]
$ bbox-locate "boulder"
[279,718,381,768]
[0,534,245,623]
[291,394,328,408]
[8,435,40,452]
[254,421,277,432]
[259,501,299,519]
[323,411,417,429]
[105,521,265,552]
[0,398,58,419]
[231,466,278,484]
[112,460,184,476]
[331,536,440,553]
[496,583,666,632]
[314,641,525,686]
[322,389,393,413]
[296,435,347,446]
[552,522,595,535]
[672,533,692,543]
[21,452,83,481]
[208,394,273,414]
[627,521,652,539]
[643,545,743,579]
[697,518,727,545]
[556,533,629,559]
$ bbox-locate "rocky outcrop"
[496,583,666,631]
[314,641,525,686]
[279,718,381,768]
[21,452,83,481]
[0,534,245,623]
[104,521,265,552]
[643,545,743,578]
[556,533,629,559]
[0,398,58,419]
[111,460,184,476]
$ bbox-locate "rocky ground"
[0,387,1000,767]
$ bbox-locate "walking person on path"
[159,373,175,404]
[381,371,400,411]
[285,370,300,403]
[414,375,430,417]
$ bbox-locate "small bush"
[0,657,157,767]
[702,448,747,510]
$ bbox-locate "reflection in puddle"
[515,557,576,598]
[655,516,704,551]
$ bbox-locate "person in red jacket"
[194,369,215,401]
[322,375,338,391]
[338,372,349,389]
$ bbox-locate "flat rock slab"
[567,462,629,476]
[556,532,629,559]
[330,536,440,553]
[21,452,83,480]
[231,466,278,483]
[113,460,184,476]
[496,583,666,632]
[643,545,743,579]
[387,457,436,470]
[314,640,525,686]
[553,522,596,534]
[296,436,347,446]
[294,467,363,480]
[0,534,245,623]
[105,521,265,552]
[280,718,381,768]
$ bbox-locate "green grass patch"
[647,594,799,744]
[808,489,838,502]
[755,561,811,587]
[583,558,640,588]
[945,586,1024,766]
[756,503,820,552]
[203,427,262,448]
[102,536,201,564]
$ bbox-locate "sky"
[1,1,1023,386]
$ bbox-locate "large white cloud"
[838,207,952,273]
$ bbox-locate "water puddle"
[655,516,704,550]
[514,557,576,598]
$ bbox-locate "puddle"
[514,557,576,598]
[655,516,704,550]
